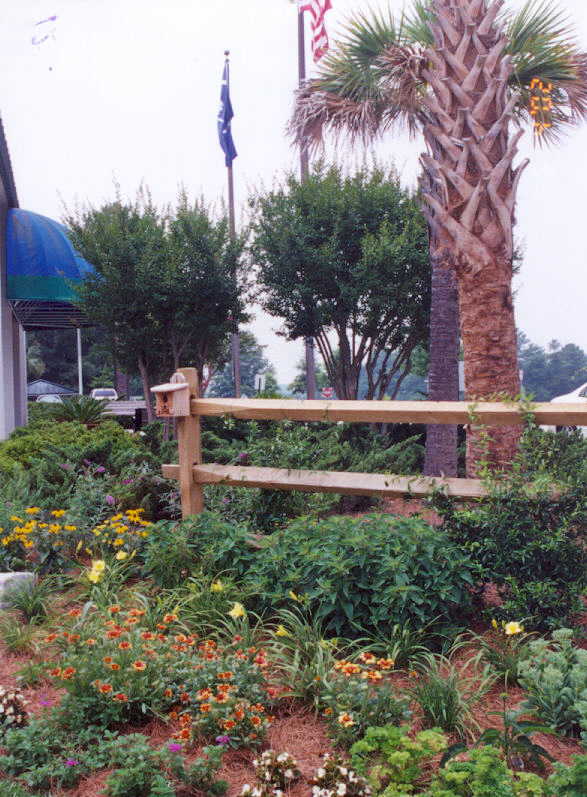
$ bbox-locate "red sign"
[321,386,333,399]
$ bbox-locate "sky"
[1,0,587,386]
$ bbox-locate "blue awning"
[6,208,94,302]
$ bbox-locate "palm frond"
[504,0,587,145]
[289,3,429,150]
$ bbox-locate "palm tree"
[290,0,587,476]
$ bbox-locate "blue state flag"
[218,64,237,167]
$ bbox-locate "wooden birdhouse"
[151,372,191,417]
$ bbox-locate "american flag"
[299,0,332,63]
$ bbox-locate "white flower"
[241,785,251,795]
[339,767,348,776]
[284,769,294,779]
[265,772,271,781]
[337,784,347,796]
[277,752,289,762]
[317,768,326,779]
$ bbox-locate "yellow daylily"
[228,602,246,619]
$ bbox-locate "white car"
[90,388,118,401]
[548,381,587,435]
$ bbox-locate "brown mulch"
[0,497,585,795]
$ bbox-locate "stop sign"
[321,386,333,399]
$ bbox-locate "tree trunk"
[419,0,526,476]
[138,355,155,423]
[424,258,460,476]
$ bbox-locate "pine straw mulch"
[0,633,585,797]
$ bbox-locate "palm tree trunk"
[424,256,460,476]
[419,0,526,476]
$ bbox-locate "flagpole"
[224,50,241,398]
[297,2,316,400]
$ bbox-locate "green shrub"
[548,754,587,797]
[518,629,587,740]
[435,478,587,629]
[247,513,475,637]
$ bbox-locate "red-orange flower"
[132,660,146,671]
[110,663,121,671]
[113,692,128,702]
[119,641,132,651]
[250,715,262,727]
[68,608,81,618]
[200,703,212,713]
[50,668,61,678]
[103,656,113,664]
[164,688,173,699]
[224,719,236,730]
[85,638,97,646]
[61,667,76,679]
[215,692,229,703]
[99,683,113,694]
[141,631,155,641]
[45,633,57,643]
[108,605,121,615]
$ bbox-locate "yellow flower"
[9,516,22,523]
[113,538,124,547]
[228,602,246,619]
[51,509,66,517]
[25,507,40,515]
[276,625,291,637]
[64,525,77,531]
[88,570,101,584]
[289,591,301,602]
[491,619,498,630]
[76,540,83,553]
[115,551,128,561]
[504,621,523,636]
[210,580,224,593]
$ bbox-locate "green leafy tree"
[250,162,430,401]
[65,187,250,419]
[288,356,330,396]
[518,333,587,401]
[290,0,587,475]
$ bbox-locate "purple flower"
[65,758,79,767]
[106,494,115,506]
[39,697,51,708]
[83,458,91,466]
[95,466,106,474]
[60,463,73,471]
[238,451,248,460]
[222,498,230,504]
[215,735,230,746]
[168,742,183,753]
[122,478,134,485]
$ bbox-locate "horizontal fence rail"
[154,368,587,519]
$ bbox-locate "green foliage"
[518,629,587,740]
[321,666,412,746]
[435,471,587,629]
[410,648,496,741]
[209,330,279,398]
[53,395,110,424]
[246,513,475,637]
[0,574,60,623]
[251,161,430,400]
[548,754,587,797]
[140,519,210,587]
[470,621,535,687]
[350,724,448,795]
[427,744,548,797]
[103,735,176,797]
[518,334,587,402]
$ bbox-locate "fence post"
[177,367,203,518]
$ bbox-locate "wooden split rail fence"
[152,368,587,520]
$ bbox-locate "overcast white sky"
[1,0,587,384]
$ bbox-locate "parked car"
[547,381,587,435]
[36,394,63,403]
[90,388,118,401]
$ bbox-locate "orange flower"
[61,667,76,679]
[156,624,167,631]
[45,633,57,643]
[234,707,244,721]
[119,641,132,651]
[197,689,213,701]
[68,608,81,618]
[108,605,121,615]
[141,631,155,641]
[163,613,177,623]
[99,683,113,694]
[85,638,97,646]
[110,663,121,671]
[113,692,128,702]
[324,707,332,715]
[250,715,262,727]
[179,713,193,726]
[377,658,394,670]
[50,668,61,678]
[215,692,229,703]
[200,703,212,713]
[224,719,236,730]
[106,630,123,639]
[218,671,233,680]
[132,660,146,671]
[164,688,173,699]
[359,652,376,664]
[178,728,191,740]
[103,656,113,664]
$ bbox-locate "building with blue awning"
[0,115,94,438]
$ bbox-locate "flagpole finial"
[224,49,230,57]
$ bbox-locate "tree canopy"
[250,162,430,400]
[64,187,249,417]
